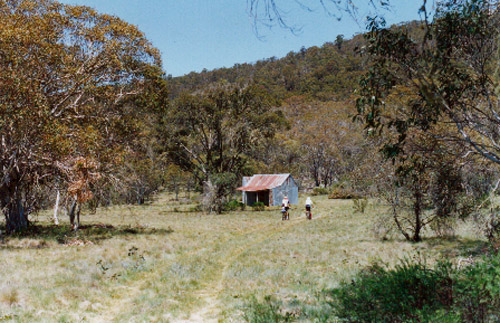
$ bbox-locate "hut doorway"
[245,191,270,206]
[257,191,270,206]
[246,192,257,205]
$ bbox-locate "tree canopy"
[0,0,164,231]
[357,0,500,164]
[160,84,284,213]
[355,0,500,241]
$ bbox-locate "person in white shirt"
[305,196,313,219]
[282,196,290,209]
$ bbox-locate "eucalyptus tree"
[161,85,285,213]
[357,0,500,164]
[355,0,500,240]
[0,0,164,232]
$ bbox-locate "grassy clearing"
[0,193,486,322]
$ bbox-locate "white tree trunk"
[53,190,60,225]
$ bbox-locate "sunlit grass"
[0,193,486,322]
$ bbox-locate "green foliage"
[165,18,383,198]
[312,187,330,196]
[223,199,246,211]
[169,39,365,102]
[328,187,361,199]
[454,254,500,322]
[243,295,293,323]
[252,202,266,211]
[188,205,202,212]
[0,0,164,232]
[330,258,455,322]
[357,0,500,164]
[377,152,493,242]
[355,0,500,241]
[160,84,284,213]
[330,254,500,323]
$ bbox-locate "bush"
[223,199,245,211]
[454,254,500,322]
[328,187,361,199]
[243,295,293,323]
[329,258,455,323]
[329,254,500,323]
[352,198,368,213]
[188,204,202,212]
[252,202,266,211]
[312,187,330,196]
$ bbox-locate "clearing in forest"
[0,193,485,322]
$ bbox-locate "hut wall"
[271,176,299,206]
[242,177,252,205]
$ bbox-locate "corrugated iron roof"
[236,174,290,192]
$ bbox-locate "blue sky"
[58,1,425,76]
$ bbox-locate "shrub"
[243,295,293,323]
[352,198,368,213]
[252,202,266,211]
[329,258,455,323]
[329,254,500,323]
[188,204,202,212]
[223,199,245,211]
[312,187,330,196]
[454,254,500,322]
[328,187,361,199]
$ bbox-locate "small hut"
[236,174,298,206]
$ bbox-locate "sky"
[58,0,425,77]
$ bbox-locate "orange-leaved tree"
[0,0,164,232]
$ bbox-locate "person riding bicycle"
[281,196,290,220]
[282,196,290,211]
[281,205,288,220]
[305,196,313,219]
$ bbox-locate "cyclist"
[305,196,313,219]
[281,196,290,220]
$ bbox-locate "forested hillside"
[168,21,423,101]
[169,32,365,101]
[166,25,394,190]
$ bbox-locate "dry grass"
[0,193,486,322]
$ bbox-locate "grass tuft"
[1,288,19,307]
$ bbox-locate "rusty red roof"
[236,174,291,192]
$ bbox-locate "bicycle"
[281,207,290,220]
[305,205,312,220]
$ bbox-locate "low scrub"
[311,187,330,196]
[252,202,266,211]
[243,294,334,323]
[223,199,245,211]
[329,254,500,323]
[352,198,368,213]
[244,253,500,322]
[328,187,361,199]
[243,296,294,323]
